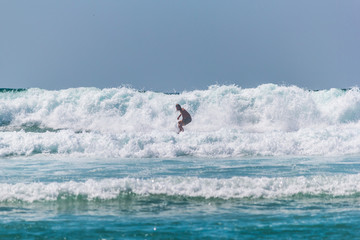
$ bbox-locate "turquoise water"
[1,85,360,239]
[1,156,360,239]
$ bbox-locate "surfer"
[176,104,191,133]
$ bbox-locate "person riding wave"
[176,104,191,133]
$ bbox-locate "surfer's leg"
[178,121,184,132]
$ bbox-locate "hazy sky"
[1,1,359,92]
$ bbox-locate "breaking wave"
[1,174,360,202]
[0,84,359,158]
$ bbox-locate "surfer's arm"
[177,114,182,120]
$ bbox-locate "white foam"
[1,175,360,202]
[0,84,359,157]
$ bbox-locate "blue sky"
[1,1,359,92]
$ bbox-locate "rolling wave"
[0,84,359,157]
[1,174,360,202]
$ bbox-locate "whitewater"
[1,84,360,239]
[0,84,360,158]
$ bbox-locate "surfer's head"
[176,104,181,111]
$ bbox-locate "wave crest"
[0,84,359,157]
[2,175,360,202]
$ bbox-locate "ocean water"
[1,84,360,239]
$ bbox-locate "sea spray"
[0,84,359,158]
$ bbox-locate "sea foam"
[1,174,360,202]
[0,84,359,158]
